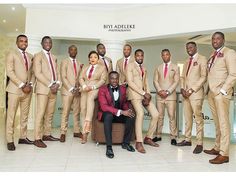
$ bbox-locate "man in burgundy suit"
[98,71,135,159]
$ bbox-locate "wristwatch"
[166,90,170,95]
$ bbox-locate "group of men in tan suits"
[5,32,236,164]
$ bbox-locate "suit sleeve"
[94,66,107,89]
[191,58,207,92]
[5,52,24,86]
[221,50,236,91]
[98,88,118,115]
[55,59,61,86]
[60,60,73,90]
[153,67,162,92]
[168,66,180,93]
[126,64,145,95]
[79,67,86,87]
[33,54,51,87]
[180,63,186,89]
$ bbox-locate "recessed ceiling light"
[11,7,15,11]
[3,19,6,23]
[15,28,18,31]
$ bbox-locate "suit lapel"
[134,63,142,79]
[107,85,115,106]
[16,49,26,69]
[41,51,51,72]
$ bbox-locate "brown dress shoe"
[18,138,34,145]
[204,148,220,155]
[144,137,159,147]
[81,133,89,144]
[135,142,146,153]
[176,140,192,146]
[60,134,66,143]
[74,132,83,138]
[34,139,47,148]
[7,142,16,151]
[193,145,203,154]
[209,155,229,164]
[42,135,60,141]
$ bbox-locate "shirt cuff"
[116,110,121,117]
[56,81,60,85]
[220,88,227,95]
[19,82,25,88]
[69,87,74,92]
[48,82,54,88]
[82,85,87,90]
[142,92,146,96]
[29,82,33,86]
[93,85,97,90]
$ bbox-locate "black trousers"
[102,112,135,146]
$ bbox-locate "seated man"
[98,71,135,159]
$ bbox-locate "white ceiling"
[0,4,26,34]
[1,4,236,46]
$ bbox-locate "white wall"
[25,4,236,41]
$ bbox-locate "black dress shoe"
[18,138,34,144]
[152,137,162,142]
[122,143,135,152]
[7,142,16,151]
[106,148,114,159]
[171,139,177,145]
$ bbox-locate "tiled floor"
[0,127,236,172]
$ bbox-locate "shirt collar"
[69,57,76,61]
[163,61,171,65]
[190,52,198,59]
[216,46,224,52]
[135,61,142,66]
[18,48,25,54]
[43,49,50,55]
[124,56,130,60]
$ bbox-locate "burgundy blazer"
[97,84,129,121]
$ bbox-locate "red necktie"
[186,57,193,76]
[102,57,108,72]
[47,52,56,81]
[209,51,218,71]
[139,64,144,78]
[88,65,94,79]
[22,51,28,71]
[164,63,168,79]
[72,59,77,77]
[124,58,128,69]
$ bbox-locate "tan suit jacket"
[98,56,113,73]
[6,49,35,94]
[180,53,207,100]
[116,55,135,84]
[60,58,83,96]
[208,46,236,99]
[79,64,107,90]
[153,63,180,101]
[126,62,150,100]
[33,51,61,95]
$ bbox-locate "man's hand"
[121,109,135,118]
[181,88,187,99]
[50,83,59,94]
[185,88,194,98]
[22,83,32,94]
[144,93,151,100]
[158,90,168,99]
[142,98,150,107]
[84,86,93,92]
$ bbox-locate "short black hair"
[161,49,170,54]
[213,31,225,39]
[96,43,105,49]
[41,36,52,43]
[186,41,197,47]
[88,50,99,59]
[135,49,144,55]
[16,34,27,42]
[124,44,132,50]
[68,45,77,50]
[109,71,119,77]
